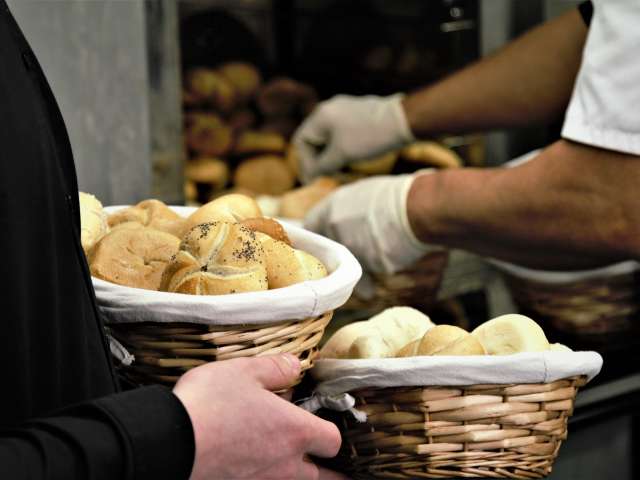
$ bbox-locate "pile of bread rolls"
[321,308,571,359]
[79,192,328,295]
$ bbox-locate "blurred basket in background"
[495,260,640,335]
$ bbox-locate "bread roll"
[257,77,318,117]
[184,68,236,112]
[400,142,462,169]
[255,233,327,289]
[396,339,419,357]
[350,152,398,175]
[348,336,392,359]
[185,113,233,156]
[185,157,229,190]
[320,306,434,359]
[161,222,268,295]
[108,200,186,238]
[217,62,261,102]
[186,194,262,231]
[184,180,198,203]
[414,325,485,356]
[90,227,180,290]
[228,109,256,132]
[233,131,287,155]
[285,143,300,179]
[234,155,295,196]
[255,195,282,218]
[471,314,550,355]
[240,217,291,245]
[279,177,339,219]
[550,343,572,352]
[79,192,108,254]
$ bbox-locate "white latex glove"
[305,174,437,275]
[293,94,415,183]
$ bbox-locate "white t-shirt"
[562,0,640,155]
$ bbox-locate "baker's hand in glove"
[293,94,415,183]
[305,174,438,275]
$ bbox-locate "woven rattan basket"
[342,251,449,315]
[95,206,361,386]
[325,377,586,479]
[495,260,640,334]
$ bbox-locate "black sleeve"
[578,1,593,26]
[0,386,195,480]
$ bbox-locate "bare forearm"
[404,9,588,137]
[407,141,640,269]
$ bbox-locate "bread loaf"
[233,155,295,196]
[79,192,108,254]
[255,233,327,289]
[90,227,180,290]
[279,177,339,219]
[320,306,434,359]
[160,222,268,295]
[471,314,549,355]
[107,200,186,238]
[186,194,262,231]
[411,325,485,356]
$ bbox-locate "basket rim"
[93,205,362,326]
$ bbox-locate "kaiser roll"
[186,194,262,231]
[185,113,233,156]
[89,227,180,290]
[79,192,108,253]
[161,222,268,295]
[234,155,295,196]
[279,177,339,219]
[240,217,291,245]
[107,199,186,238]
[471,314,550,355]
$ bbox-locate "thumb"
[246,354,301,391]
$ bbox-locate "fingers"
[303,415,342,458]
[244,354,301,391]
[297,458,320,480]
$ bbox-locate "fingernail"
[281,353,301,375]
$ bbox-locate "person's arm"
[408,140,640,270]
[0,386,195,480]
[404,9,588,136]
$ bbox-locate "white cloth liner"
[300,351,602,419]
[93,206,362,326]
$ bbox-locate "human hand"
[173,354,346,480]
[304,174,434,275]
[293,94,414,183]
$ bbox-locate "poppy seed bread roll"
[255,232,327,289]
[185,194,263,232]
[89,227,180,290]
[160,222,268,295]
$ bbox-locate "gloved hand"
[293,94,415,183]
[305,173,438,275]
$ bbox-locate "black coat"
[0,2,194,478]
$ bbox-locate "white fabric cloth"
[562,0,640,155]
[304,173,439,275]
[93,207,362,325]
[309,351,603,396]
[293,94,415,182]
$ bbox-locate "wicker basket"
[325,376,586,479]
[342,251,449,315]
[95,206,361,386]
[495,261,640,335]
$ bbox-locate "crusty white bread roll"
[409,325,485,356]
[217,62,262,102]
[185,157,229,190]
[279,177,339,219]
[89,227,180,290]
[255,195,282,218]
[185,113,233,156]
[349,152,398,175]
[184,68,236,112]
[233,131,287,155]
[233,155,295,196]
[108,199,186,238]
[550,343,572,352]
[255,233,327,289]
[400,141,462,169]
[160,222,268,295]
[471,314,550,355]
[186,194,262,231]
[79,192,108,254]
[240,217,291,245]
[320,306,435,359]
